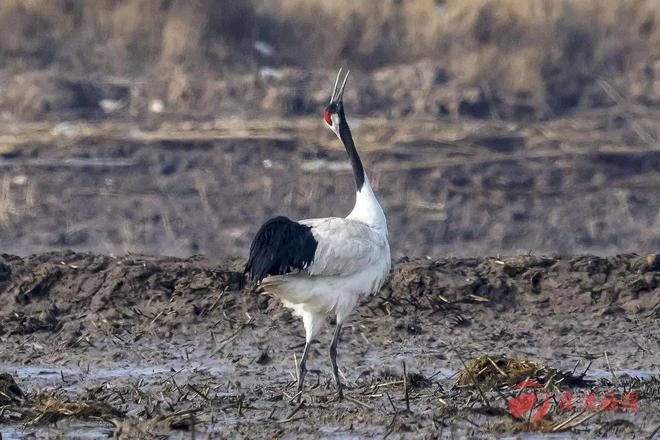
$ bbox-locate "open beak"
[330,68,350,105]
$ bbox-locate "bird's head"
[324,68,350,137]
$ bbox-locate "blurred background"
[0,0,658,258]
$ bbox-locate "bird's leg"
[329,322,343,400]
[296,341,311,402]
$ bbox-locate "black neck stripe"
[338,108,365,191]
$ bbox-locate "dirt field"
[1,109,659,259]
[0,2,659,439]
[0,251,658,438]
[0,59,659,440]
[0,110,658,438]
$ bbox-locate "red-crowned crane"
[245,69,390,401]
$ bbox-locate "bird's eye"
[324,111,332,126]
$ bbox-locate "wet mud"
[0,252,658,438]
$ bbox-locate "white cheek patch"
[331,113,341,137]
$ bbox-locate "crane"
[245,68,390,401]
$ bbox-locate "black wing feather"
[244,216,318,284]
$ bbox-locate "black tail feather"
[244,216,318,284]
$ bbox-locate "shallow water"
[1,360,233,385]
[4,360,657,390]
[585,368,658,380]
[0,423,114,440]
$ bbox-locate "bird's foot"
[331,380,344,401]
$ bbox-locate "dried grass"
[0,373,120,425]
[0,0,658,117]
[441,0,660,116]
[255,0,440,68]
[455,354,557,390]
[32,394,120,424]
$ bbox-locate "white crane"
[245,68,390,401]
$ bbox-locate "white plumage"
[263,182,391,337]
[245,69,390,400]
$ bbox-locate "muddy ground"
[0,96,658,439]
[0,108,659,259]
[0,251,658,439]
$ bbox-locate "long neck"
[337,109,365,192]
[337,112,387,232]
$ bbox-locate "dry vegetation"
[0,0,658,119]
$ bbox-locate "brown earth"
[0,88,658,440]
[1,110,659,259]
[0,251,658,438]
[0,3,659,438]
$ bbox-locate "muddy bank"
[0,252,658,438]
[0,252,658,342]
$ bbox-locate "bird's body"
[262,210,390,337]
[245,69,390,400]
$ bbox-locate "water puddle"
[0,360,233,391]
[0,423,114,440]
[502,435,629,440]
[318,425,370,440]
[585,368,658,380]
